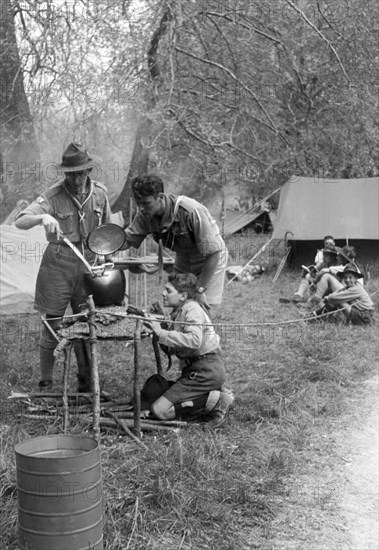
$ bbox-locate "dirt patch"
[270,375,378,550]
[338,375,378,550]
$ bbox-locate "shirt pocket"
[56,211,75,233]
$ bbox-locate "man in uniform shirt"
[15,143,111,391]
[122,174,228,308]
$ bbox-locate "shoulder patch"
[36,195,46,204]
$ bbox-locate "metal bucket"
[15,434,103,550]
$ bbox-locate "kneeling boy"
[144,273,234,428]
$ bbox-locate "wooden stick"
[62,343,72,433]
[100,417,180,433]
[135,272,140,309]
[108,412,188,426]
[142,239,147,310]
[152,334,163,375]
[273,245,292,282]
[8,392,93,399]
[105,411,148,449]
[19,414,57,420]
[133,319,142,437]
[87,295,101,441]
[41,317,60,342]
[128,418,188,428]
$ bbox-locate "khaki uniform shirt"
[19,178,111,245]
[155,300,221,359]
[327,283,374,311]
[124,194,226,275]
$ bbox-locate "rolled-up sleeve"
[17,195,52,218]
[188,208,224,256]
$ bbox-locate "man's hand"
[41,214,62,238]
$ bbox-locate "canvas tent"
[223,208,275,236]
[0,224,47,314]
[272,176,379,265]
[223,187,280,236]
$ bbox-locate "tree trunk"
[112,8,172,223]
[111,121,150,224]
[0,0,40,221]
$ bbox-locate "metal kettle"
[84,269,126,307]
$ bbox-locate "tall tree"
[0,0,40,220]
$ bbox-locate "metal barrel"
[15,434,103,550]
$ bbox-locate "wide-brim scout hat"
[336,263,363,279]
[322,244,338,256]
[337,245,356,263]
[60,142,100,172]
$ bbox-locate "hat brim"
[337,269,363,279]
[60,155,102,172]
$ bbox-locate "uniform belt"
[185,351,217,364]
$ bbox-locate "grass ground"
[0,232,378,549]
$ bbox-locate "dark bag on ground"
[138,374,174,411]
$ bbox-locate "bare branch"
[285,0,351,83]
[175,45,283,138]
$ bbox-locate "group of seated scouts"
[289,236,374,325]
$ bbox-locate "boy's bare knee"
[151,401,162,419]
[151,401,170,420]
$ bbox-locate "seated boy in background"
[143,273,234,428]
[316,264,374,325]
[294,244,340,305]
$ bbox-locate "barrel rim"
[15,434,99,459]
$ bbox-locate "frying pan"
[87,223,126,255]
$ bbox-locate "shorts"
[163,351,226,405]
[348,307,374,325]
[174,248,228,306]
[35,243,93,316]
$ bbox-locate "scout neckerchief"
[157,196,183,281]
[64,178,94,247]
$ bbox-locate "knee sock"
[40,346,55,381]
[73,339,92,387]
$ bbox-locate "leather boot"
[206,389,235,429]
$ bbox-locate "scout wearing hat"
[336,263,364,280]
[15,143,111,392]
[321,263,374,325]
[296,243,345,308]
[60,142,100,172]
[289,238,337,304]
